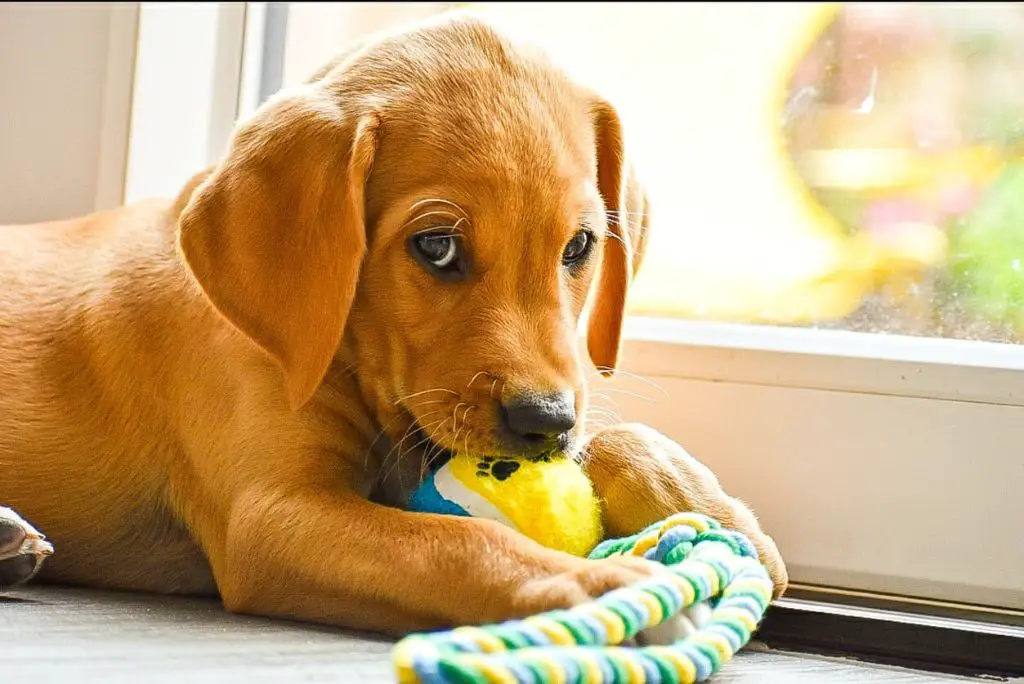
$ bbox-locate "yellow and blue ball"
[408,452,604,558]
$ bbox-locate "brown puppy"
[0,13,786,632]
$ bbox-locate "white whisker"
[408,198,470,220]
[602,231,628,247]
[363,411,409,474]
[442,423,466,473]
[586,408,622,423]
[584,209,649,219]
[404,398,453,409]
[393,387,458,406]
[586,404,623,425]
[589,368,667,396]
[590,391,621,408]
[595,387,656,402]
[405,213,469,237]
[585,418,613,431]
[452,402,467,428]
[381,416,449,486]
[403,209,460,227]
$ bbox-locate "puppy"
[0,13,786,632]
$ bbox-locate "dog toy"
[408,452,603,557]
[396,453,773,683]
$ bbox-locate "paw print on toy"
[474,452,552,481]
[473,455,520,481]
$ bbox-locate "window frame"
[92,3,141,214]
[121,2,250,206]
[121,1,1024,624]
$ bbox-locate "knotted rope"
[392,512,773,683]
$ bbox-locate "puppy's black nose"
[499,390,577,447]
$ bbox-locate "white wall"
[0,3,136,225]
[280,2,450,89]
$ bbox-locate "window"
[124,0,1023,630]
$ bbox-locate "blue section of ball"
[408,469,470,517]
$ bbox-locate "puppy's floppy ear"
[178,88,379,409]
[587,98,651,375]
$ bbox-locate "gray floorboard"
[1,586,1000,683]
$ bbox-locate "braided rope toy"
[392,512,773,683]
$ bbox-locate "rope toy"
[392,511,773,683]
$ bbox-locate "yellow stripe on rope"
[701,563,722,596]
[634,591,665,626]
[575,651,607,684]
[648,646,697,684]
[452,626,508,653]
[526,653,568,684]
[394,663,419,684]
[629,531,661,557]
[393,638,434,684]
[665,513,713,534]
[669,573,698,607]
[607,647,648,684]
[723,577,773,602]
[523,616,577,646]
[692,630,735,662]
[710,606,759,633]
[584,605,627,645]
[457,655,519,684]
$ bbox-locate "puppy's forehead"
[348,15,600,215]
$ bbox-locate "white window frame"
[92,4,142,214]
[120,2,1024,616]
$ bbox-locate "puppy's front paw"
[511,555,673,616]
[514,556,713,646]
[0,506,53,589]
[583,423,790,598]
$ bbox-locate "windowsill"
[785,584,1024,630]
[757,593,1024,679]
[623,316,1024,370]
[618,316,1024,406]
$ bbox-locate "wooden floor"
[1,586,1002,683]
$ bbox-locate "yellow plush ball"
[408,452,604,557]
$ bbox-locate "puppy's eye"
[562,230,593,266]
[412,232,462,273]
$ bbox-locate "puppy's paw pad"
[0,507,53,589]
[0,520,26,556]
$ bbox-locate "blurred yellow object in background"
[465,2,956,325]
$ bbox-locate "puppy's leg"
[0,506,54,589]
[582,423,789,598]
[184,483,674,634]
